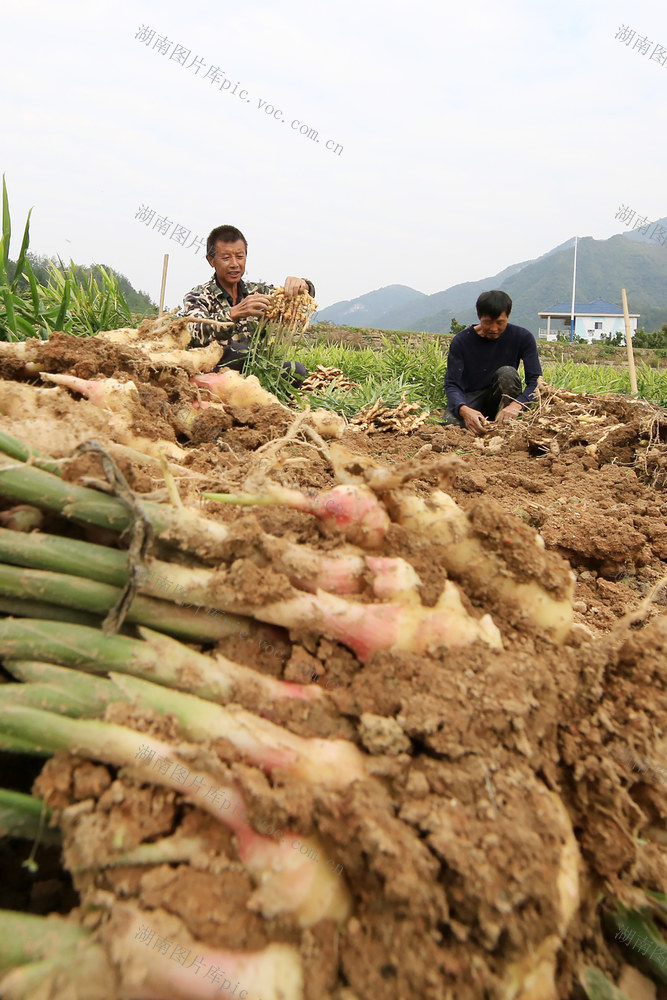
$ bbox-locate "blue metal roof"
[539,299,638,316]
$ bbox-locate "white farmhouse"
[537,299,640,343]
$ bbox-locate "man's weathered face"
[476,312,509,340]
[208,239,247,288]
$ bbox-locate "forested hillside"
[7,253,156,314]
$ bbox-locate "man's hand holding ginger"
[228,293,271,321]
[284,276,310,297]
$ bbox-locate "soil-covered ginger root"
[327,444,575,641]
[389,490,574,641]
[0,904,305,1000]
[192,370,346,438]
[37,373,187,461]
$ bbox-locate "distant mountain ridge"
[317,226,667,334]
[317,284,428,328]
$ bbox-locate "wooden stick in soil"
[158,252,169,315]
[621,287,638,396]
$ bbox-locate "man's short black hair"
[476,290,512,320]
[206,225,248,258]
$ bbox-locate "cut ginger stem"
[204,481,390,549]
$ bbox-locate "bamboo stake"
[621,288,638,396]
[158,253,169,316]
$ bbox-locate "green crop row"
[541,360,667,407]
[271,339,667,414]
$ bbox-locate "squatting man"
[183,224,313,384]
[443,290,543,435]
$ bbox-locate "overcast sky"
[2,0,666,311]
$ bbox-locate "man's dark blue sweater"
[444,323,542,416]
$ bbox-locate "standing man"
[182,224,314,382]
[443,290,542,435]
